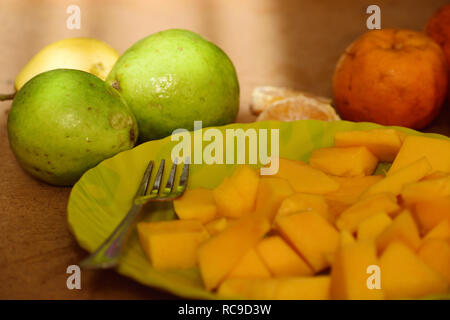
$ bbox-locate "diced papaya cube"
[388,135,450,175]
[417,239,450,284]
[228,248,272,279]
[422,171,449,181]
[197,214,270,290]
[326,200,351,218]
[274,158,340,194]
[376,210,421,253]
[218,278,278,299]
[379,242,448,299]
[140,233,208,269]
[309,146,378,177]
[138,219,206,233]
[256,236,313,277]
[204,217,228,236]
[226,218,239,228]
[254,177,294,222]
[219,277,332,300]
[230,165,260,212]
[357,213,392,241]
[325,175,384,205]
[137,220,209,270]
[330,240,384,300]
[413,197,450,234]
[361,157,431,198]
[334,129,406,162]
[277,193,332,223]
[401,177,450,205]
[336,193,400,233]
[424,220,450,242]
[212,165,260,219]
[173,188,217,223]
[275,276,331,300]
[326,231,356,265]
[213,177,247,218]
[275,211,340,272]
[339,230,356,246]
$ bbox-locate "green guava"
[106,29,240,142]
[7,69,138,186]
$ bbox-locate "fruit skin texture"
[7,69,138,186]
[426,4,450,68]
[15,37,119,90]
[333,29,448,129]
[106,29,239,141]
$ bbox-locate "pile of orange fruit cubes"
[137,128,450,299]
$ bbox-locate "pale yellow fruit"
[15,37,119,90]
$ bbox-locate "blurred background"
[1,0,448,126]
[0,0,448,299]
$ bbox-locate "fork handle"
[79,203,143,269]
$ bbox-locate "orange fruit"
[426,4,450,67]
[333,29,448,129]
[256,95,340,122]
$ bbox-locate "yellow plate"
[67,120,450,299]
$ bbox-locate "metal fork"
[79,158,189,269]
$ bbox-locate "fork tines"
[135,158,189,204]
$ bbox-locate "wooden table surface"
[1,0,449,299]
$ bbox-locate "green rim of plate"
[67,119,450,300]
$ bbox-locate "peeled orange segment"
[251,86,333,114]
[250,86,303,115]
[256,96,340,122]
